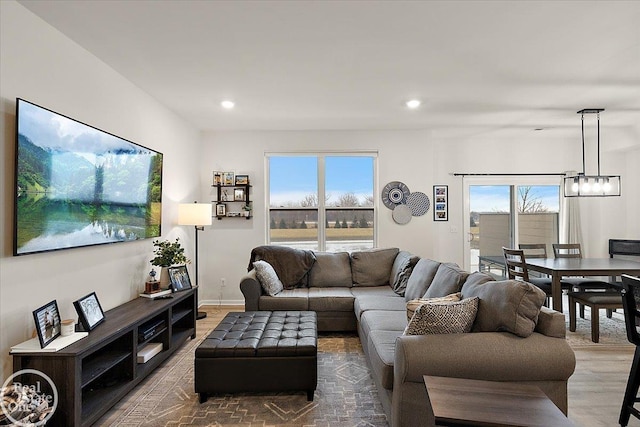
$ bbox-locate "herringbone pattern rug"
[98,307,388,427]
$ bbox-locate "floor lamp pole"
[194,225,207,320]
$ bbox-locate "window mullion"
[318,156,326,251]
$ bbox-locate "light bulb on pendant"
[603,177,612,192]
[571,177,579,192]
[593,177,601,192]
[581,177,591,193]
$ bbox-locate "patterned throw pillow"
[253,260,284,296]
[403,297,479,335]
[406,292,462,322]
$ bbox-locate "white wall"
[0,1,201,380]
[198,129,637,305]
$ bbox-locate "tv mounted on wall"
[14,98,163,256]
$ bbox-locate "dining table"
[525,257,640,313]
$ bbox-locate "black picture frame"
[234,188,245,201]
[433,185,449,221]
[168,265,192,292]
[73,292,105,331]
[33,300,61,348]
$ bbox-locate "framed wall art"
[223,172,235,186]
[433,185,448,221]
[234,188,245,201]
[216,203,226,217]
[33,300,62,348]
[74,292,105,331]
[235,174,249,185]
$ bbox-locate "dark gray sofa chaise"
[240,246,576,427]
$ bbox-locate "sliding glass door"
[464,177,561,274]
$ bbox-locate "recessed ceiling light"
[406,99,421,109]
[221,100,235,109]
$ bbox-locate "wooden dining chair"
[619,275,640,426]
[503,247,551,306]
[519,243,554,287]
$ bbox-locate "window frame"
[265,151,378,251]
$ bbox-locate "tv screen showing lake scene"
[14,98,163,256]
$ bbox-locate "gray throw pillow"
[308,252,352,287]
[423,263,470,298]
[253,260,284,296]
[351,248,399,287]
[461,279,546,338]
[404,297,479,335]
[404,258,441,301]
[389,251,420,296]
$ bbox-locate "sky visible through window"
[470,185,560,212]
[270,156,374,206]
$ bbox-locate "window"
[267,153,376,251]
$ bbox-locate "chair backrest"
[519,243,548,259]
[621,275,640,346]
[553,243,582,259]
[503,247,530,282]
[610,239,640,259]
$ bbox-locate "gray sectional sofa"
[240,246,576,427]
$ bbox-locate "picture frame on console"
[168,265,192,292]
[74,292,105,331]
[33,300,62,348]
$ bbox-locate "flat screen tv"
[14,98,163,256]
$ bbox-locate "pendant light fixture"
[563,108,621,197]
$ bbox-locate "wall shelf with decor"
[212,184,252,220]
[11,289,197,427]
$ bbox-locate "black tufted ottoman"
[195,311,317,402]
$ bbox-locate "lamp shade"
[178,203,213,226]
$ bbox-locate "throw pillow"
[423,263,470,298]
[389,251,420,296]
[404,258,441,301]
[461,279,546,338]
[253,260,284,296]
[351,248,399,287]
[404,297,479,335]
[406,292,462,322]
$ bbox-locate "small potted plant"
[150,238,190,287]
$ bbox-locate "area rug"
[103,332,388,427]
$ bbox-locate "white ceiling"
[18,0,640,140]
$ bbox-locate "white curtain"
[560,171,583,244]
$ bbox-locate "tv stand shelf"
[11,288,197,427]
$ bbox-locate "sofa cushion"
[461,279,546,338]
[404,297,478,335]
[389,251,420,296]
[360,310,407,338]
[406,292,461,322]
[463,271,496,287]
[350,286,398,298]
[308,252,352,287]
[423,263,469,298]
[367,330,402,390]
[351,248,400,287]
[404,258,441,301]
[354,295,407,320]
[259,288,309,311]
[308,287,354,312]
[253,260,284,296]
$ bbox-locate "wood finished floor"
[106,305,640,426]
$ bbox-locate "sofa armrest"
[240,269,262,311]
[535,306,566,338]
[392,332,576,426]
